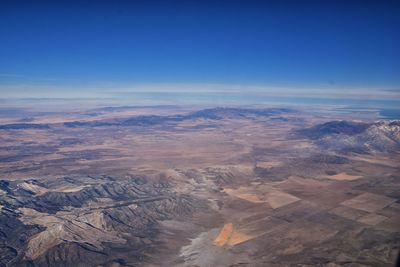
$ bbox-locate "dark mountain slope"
[297,120,400,153]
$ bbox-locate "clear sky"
[0,0,399,100]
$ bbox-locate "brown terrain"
[0,105,399,267]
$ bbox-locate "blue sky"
[0,0,399,100]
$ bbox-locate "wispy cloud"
[105,83,400,100]
[0,82,399,101]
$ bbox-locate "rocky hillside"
[0,175,206,267]
[297,120,400,153]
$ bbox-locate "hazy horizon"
[1,0,400,106]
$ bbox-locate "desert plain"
[0,105,399,267]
